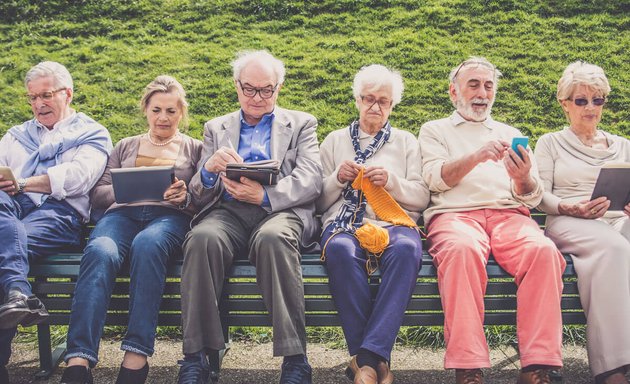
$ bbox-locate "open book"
[590,163,630,211]
[225,160,280,185]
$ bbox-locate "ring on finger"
[591,208,597,215]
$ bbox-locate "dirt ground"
[9,340,594,383]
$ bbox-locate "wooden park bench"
[27,211,583,380]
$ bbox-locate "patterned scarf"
[331,119,392,233]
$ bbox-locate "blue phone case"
[511,137,529,159]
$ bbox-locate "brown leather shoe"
[376,360,394,384]
[516,369,551,384]
[345,356,360,380]
[455,368,483,384]
[354,365,378,384]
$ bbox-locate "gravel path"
[9,340,592,383]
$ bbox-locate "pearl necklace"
[147,131,179,146]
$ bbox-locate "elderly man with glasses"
[0,61,111,382]
[418,57,566,384]
[177,50,322,384]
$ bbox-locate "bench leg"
[34,324,66,380]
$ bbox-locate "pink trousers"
[427,207,566,369]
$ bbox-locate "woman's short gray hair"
[556,61,610,102]
[232,50,286,85]
[140,75,189,129]
[24,61,73,91]
[352,64,404,107]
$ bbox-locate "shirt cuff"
[46,163,68,199]
[261,189,271,210]
[200,167,219,189]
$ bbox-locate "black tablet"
[111,166,175,204]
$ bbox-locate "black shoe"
[0,289,31,329]
[115,362,149,384]
[0,365,9,383]
[177,352,210,384]
[60,365,93,384]
[280,360,312,384]
[21,295,49,327]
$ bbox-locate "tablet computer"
[0,166,18,191]
[590,163,630,211]
[110,166,175,204]
[225,160,280,185]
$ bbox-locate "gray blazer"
[189,107,323,245]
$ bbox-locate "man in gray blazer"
[177,50,322,384]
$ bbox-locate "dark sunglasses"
[571,97,606,107]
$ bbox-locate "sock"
[284,354,307,364]
[356,348,381,371]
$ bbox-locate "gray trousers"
[181,200,306,357]
[545,214,630,376]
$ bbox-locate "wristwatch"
[178,192,192,210]
[16,178,27,194]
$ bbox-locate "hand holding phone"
[0,166,18,191]
[511,137,529,160]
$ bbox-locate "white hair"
[24,61,73,91]
[352,64,404,106]
[557,61,610,102]
[449,56,501,86]
[232,50,286,85]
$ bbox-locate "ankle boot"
[115,362,149,384]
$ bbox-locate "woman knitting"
[316,64,430,384]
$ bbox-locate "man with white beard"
[417,57,566,384]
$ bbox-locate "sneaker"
[60,365,93,384]
[115,362,149,384]
[177,352,210,384]
[280,359,312,384]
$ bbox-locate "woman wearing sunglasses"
[535,61,630,384]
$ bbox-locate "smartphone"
[0,166,18,190]
[511,137,529,159]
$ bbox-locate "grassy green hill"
[0,0,628,144]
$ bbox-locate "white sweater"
[534,127,630,218]
[317,125,430,230]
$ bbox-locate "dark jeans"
[0,191,82,366]
[65,206,190,366]
[321,224,422,361]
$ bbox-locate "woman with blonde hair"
[59,75,202,384]
[535,61,630,384]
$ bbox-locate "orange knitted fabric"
[351,168,417,227]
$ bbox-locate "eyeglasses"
[26,88,67,104]
[360,95,393,109]
[570,97,606,107]
[238,80,278,99]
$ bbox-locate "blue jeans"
[65,206,190,366]
[321,224,422,361]
[0,191,82,367]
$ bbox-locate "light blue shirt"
[201,110,274,206]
